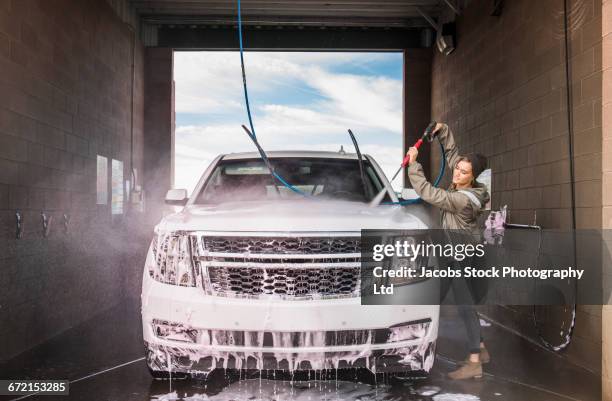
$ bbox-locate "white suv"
[141,150,439,379]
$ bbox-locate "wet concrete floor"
[0,302,601,401]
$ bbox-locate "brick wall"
[430,0,603,373]
[0,0,145,361]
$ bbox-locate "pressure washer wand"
[369,121,437,207]
[388,121,437,183]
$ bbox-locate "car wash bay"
[0,0,610,400]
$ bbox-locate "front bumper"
[142,270,439,375]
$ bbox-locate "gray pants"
[452,277,483,354]
[439,249,486,355]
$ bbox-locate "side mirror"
[401,188,419,200]
[165,189,188,206]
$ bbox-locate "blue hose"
[237,0,257,140]
[237,0,311,198]
[272,172,314,196]
[236,0,446,204]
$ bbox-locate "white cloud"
[305,68,402,133]
[173,52,405,193]
[173,51,402,120]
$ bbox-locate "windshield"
[194,157,391,204]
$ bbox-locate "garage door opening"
[173,51,404,194]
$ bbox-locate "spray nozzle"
[422,121,438,142]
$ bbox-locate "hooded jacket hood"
[452,180,490,221]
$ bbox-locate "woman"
[406,122,491,380]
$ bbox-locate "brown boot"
[448,361,483,380]
[461,347,490,365]
[479,346,490,364]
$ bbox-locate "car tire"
[388,370,429,385]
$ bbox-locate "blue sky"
[173,51,404,193]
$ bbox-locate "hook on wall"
[41,212,52,238]
[15,210,23,239]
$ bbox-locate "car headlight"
[385,256,420,286]
[152,319,198,343]
[388,320,430,342]
[384,235,431,287]
[149,231,196,286]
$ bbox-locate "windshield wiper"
[348,129,371,199]
[241,125,281,196]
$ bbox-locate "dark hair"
[458,153,488,179]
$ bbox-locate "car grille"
[196,235,361,300]
[201,236,360,255]
[207,265,360,298]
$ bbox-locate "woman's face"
[453,159,474,187]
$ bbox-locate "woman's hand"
[424,122,445,142]
[407,147,419,164]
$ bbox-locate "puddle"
[433,394,480,401]
[149,376,485,401]
[416,385,441,396]
[151,379,383,401]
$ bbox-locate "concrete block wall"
[432,0,602,229]
[430,0,603,374]
[404,49,432,185]
[143,48,174,227]
[0,0,145,362]
[602,0,612,398]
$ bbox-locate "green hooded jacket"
[407,123,490,235]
